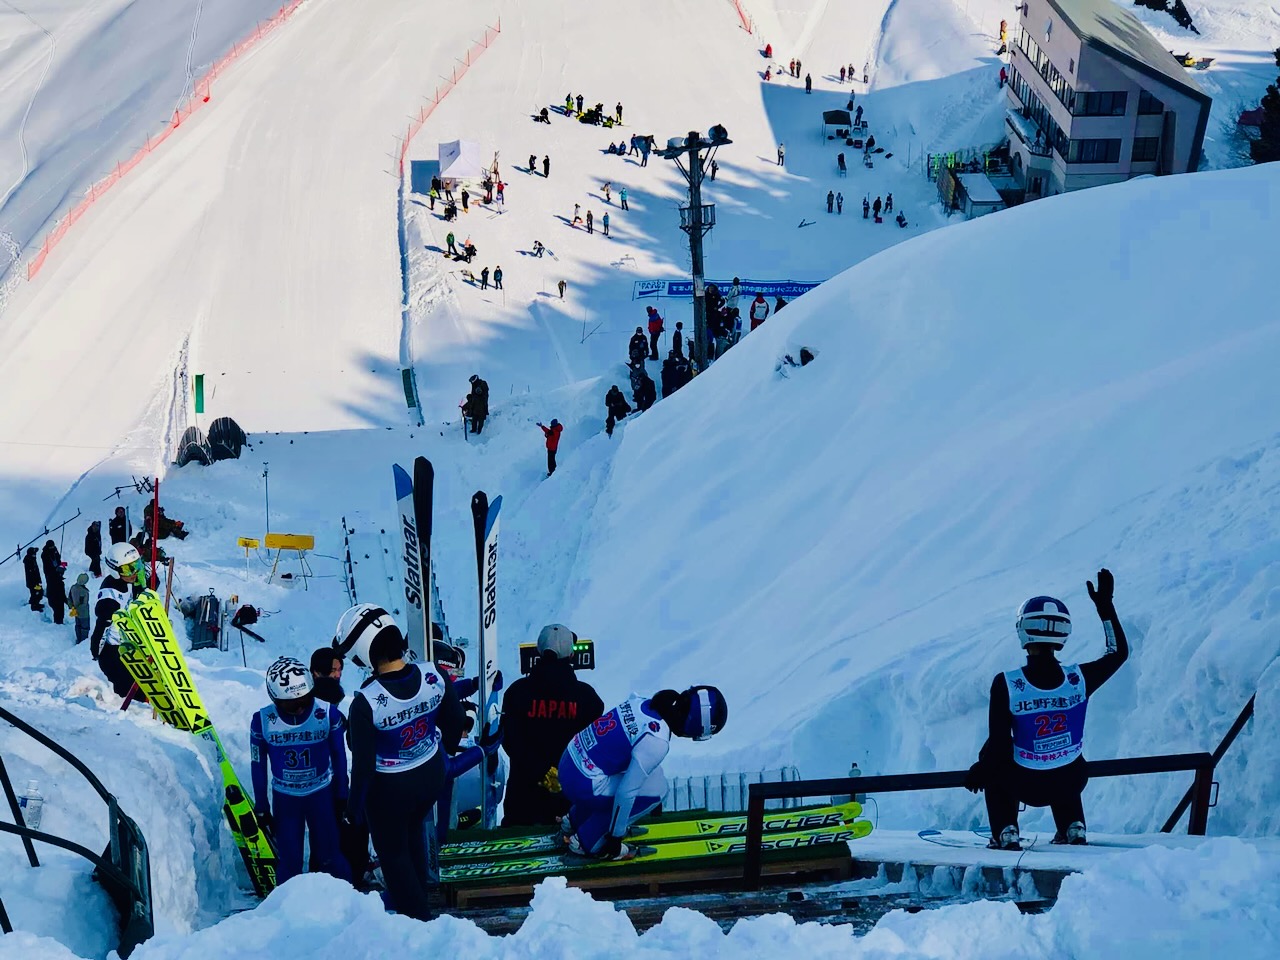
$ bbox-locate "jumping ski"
[471,489,503,829]
[392,463,428,663]
[413,457,435,662]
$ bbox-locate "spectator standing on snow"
[863,197,871,219]
[873,196,882,219]
[529,153,537,173]
[805,73,813,93]
[586,210,594,235]
[827,190,835,213]
[497,181,506,204]
[629,327,649,366]
[461,189,470,213]
[602,212,610,237]
[646,306,664,359]
[661,351,680,397]
[616,102,623,123]
[633,370,656,412]
[494,266,504,290]
[603,182,612,204]
[109,506,130,545]
[885,193,894,212]
[709,160,718,181]
[796,58,802,77]
[428,187,438,211]
[85,520,103,577]
[480,267,490,290]
[464,375,490,435]
[446,232,458,257]
[558,280,567,299]
[24,547,44,612]
[576,94,584,114]
[836,192,844,214]
[538,420,563,476]
[855,104,864,126]
[605,386,631,437]
[543,155,551,177]
[726,278,742,316]
[840,65,847,83]
[640,138,651,166]
[619,187,629,210]
[70,574,92,644]
[573,203,582,226]
[749,294,770,331]
[777,143,785,166]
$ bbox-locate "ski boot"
[987,825,1021,851]
[1052,822,1087,845]
[567,833,637,861]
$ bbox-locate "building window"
[1073,91,1128,116]
[1138,90,1164,115]
[1017,27,1074,108]
[1009,66,1067,156]
[1067,138,1122,164]
[1131,137,1160,162]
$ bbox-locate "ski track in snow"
[176,0,207,110]
[0,0,56,213]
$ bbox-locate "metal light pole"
[657,127,732,370]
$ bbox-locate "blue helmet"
[1016,596,1071,649]
[680,685,728,741]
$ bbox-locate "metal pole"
[1188,761,1214,835]
[262,463,271,534]
[1162,694,1255,833]
[686,131,708,370]
[0,755,39,867]
[149,479,160,589]
[743,791,766,889]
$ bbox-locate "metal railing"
[0,706,153,957]
[742,751,1216,888]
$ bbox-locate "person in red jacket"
[538,419,563,476]
[646,306,664,360]
[749,293,770,331]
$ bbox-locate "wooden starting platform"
[445,842,853,910]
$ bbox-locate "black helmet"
[469,374,479,383]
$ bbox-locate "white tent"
[438,139,484,181]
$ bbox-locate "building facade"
[1005,0,1211,198]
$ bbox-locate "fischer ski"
[442,820,874,881]
[392,463,428,663]
[114,592,278,896]
[471,490,503,829]
[442,801,864,860]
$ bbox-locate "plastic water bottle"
[18,780,43,831]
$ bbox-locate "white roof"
[957,173,1003,205]
[438,139,484,180]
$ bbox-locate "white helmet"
[1015,596,1071,649]
[265,657,313,705]
[536,623,576,660]
[334,603,402,670]
[105,542,141,579]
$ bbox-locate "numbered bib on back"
[569,695,670,778]
[258,705,334,795]
[362,664,446,773]
[1005,664,1087,770]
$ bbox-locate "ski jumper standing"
[340,606,466,922]
[89,543,144,698]
[966,568,1129,848]
[558,685,727,859]
[250,657,351,884]
[502,625,604,825]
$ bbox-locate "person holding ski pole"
[250,657,351,884]
[965,569,1129,849]
[558,685,727,860]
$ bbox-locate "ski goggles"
[692,687,715,741]
[117,560,143,582]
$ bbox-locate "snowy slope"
[0,0,288,283]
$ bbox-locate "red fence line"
[730,0,755,34]
[396,19,502,177]
[25,0,310,281]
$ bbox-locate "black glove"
[963,762,985,794]
[254,809,274,833]
[344,801,366,829]
[1087,568,1116,619]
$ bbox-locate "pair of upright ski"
[113,591,278,897]
[392,456,503,829]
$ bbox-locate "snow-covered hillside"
[2,0,1280,956]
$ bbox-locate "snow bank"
[4,839,1277,960]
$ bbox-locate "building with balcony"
[1005,0,1211,198]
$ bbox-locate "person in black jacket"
[463,374,489,435]
[501,624,604,826]
[338,606,471,921]
[660,350,680,397]
[633,369,656,412]
[91,543,145,698]
[108,506,130,545]
[628,327,649,367]
[605,385,631,437]
[42,543,67,625]
[85,521,103,577]
[965,568,1129,849]
[23,548,44,612]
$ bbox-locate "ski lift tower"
[656,126,732,369]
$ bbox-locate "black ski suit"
[347,664,465,922]
[633,373,656,412]
[501,656,604,825]
[90,575,143,697]
[971,610,1129,837]
[465,378,489,435]
[23,549,43,610]
[628,332,649,367]
[109,509,130,545]
[85,522,103,577]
